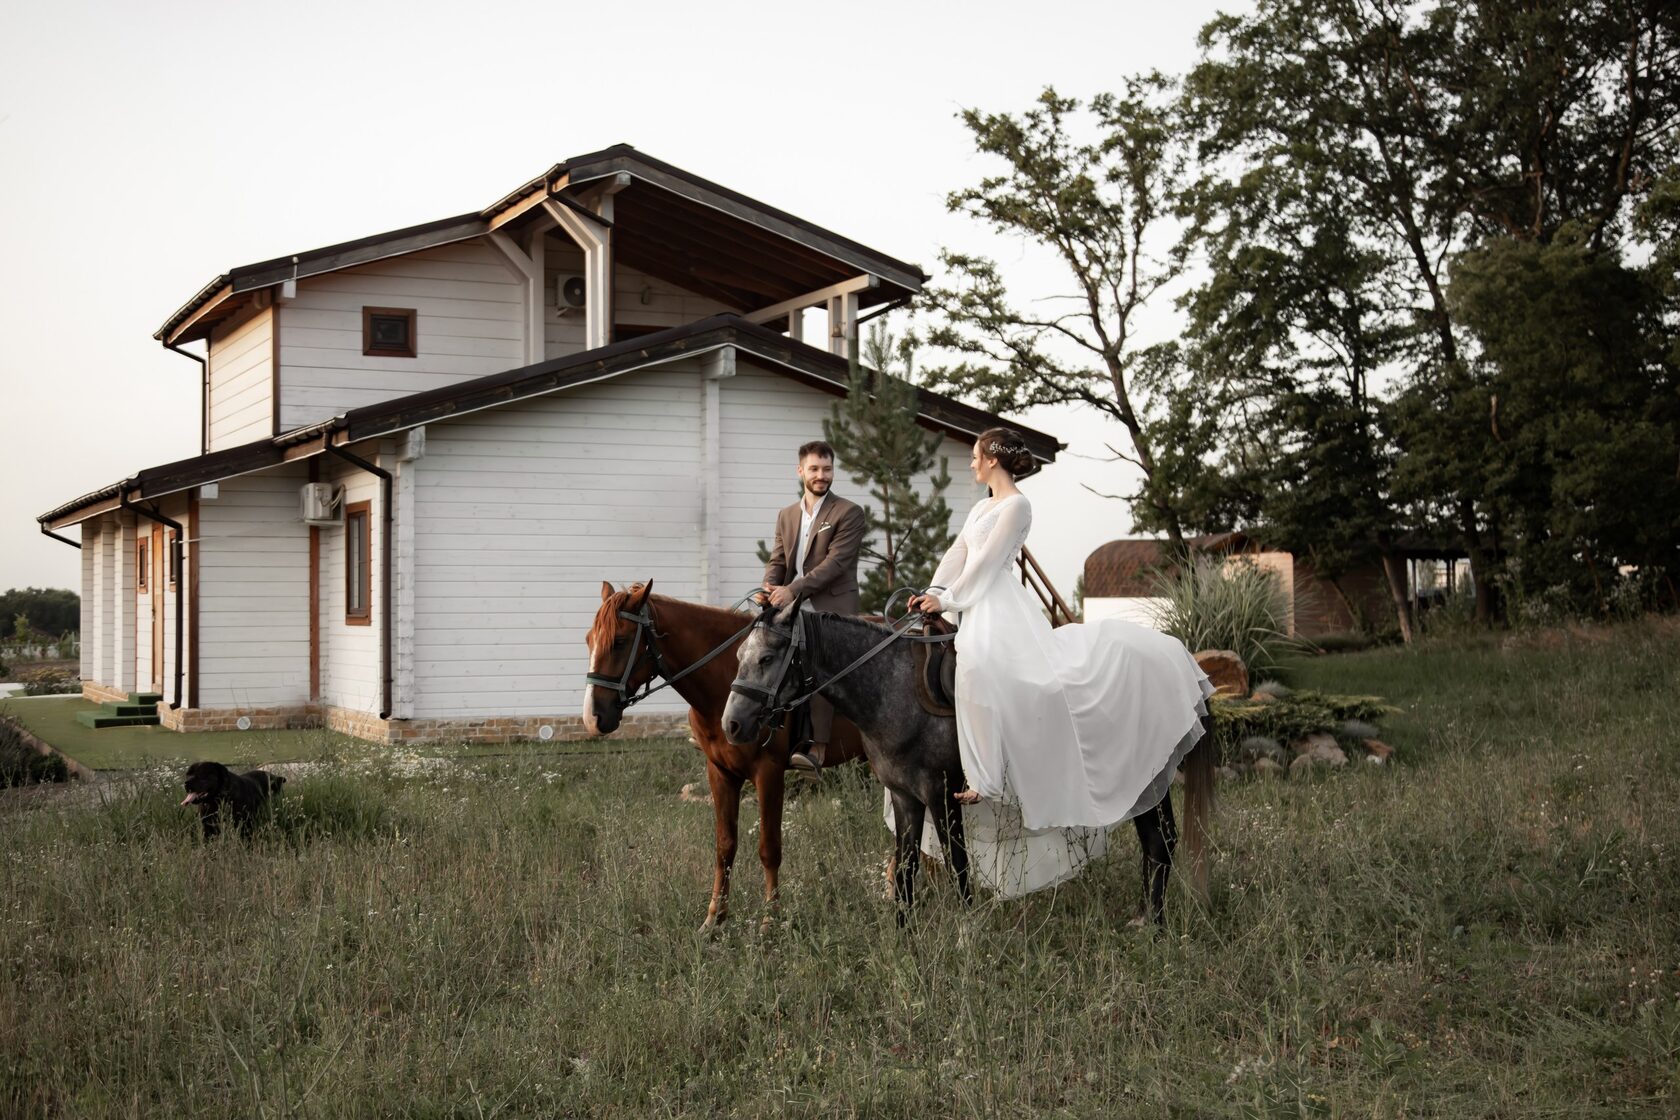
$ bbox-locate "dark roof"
[156,144,928,344]
[43,316,1061,529]
[1083,540,1172,598]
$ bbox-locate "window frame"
[362,307,418,358]
[136,537,150,594]
[166,529,177,590]
[345,501,372,625]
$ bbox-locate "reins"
[585,591,761,708]
[732,586,956,728]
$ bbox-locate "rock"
[1217,765,1240,782]
[679,782,712,805]
[1252,757,1283,779]
[1194,649,1250,700]
[1248,690,1277,704]
[1289,754,1318,779]
[1292,731,1339,757]
[1308,741,1348,768]
[1363,738,1394,764]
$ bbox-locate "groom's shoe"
[787,742,827,776]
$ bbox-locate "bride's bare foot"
[953,788,982,805]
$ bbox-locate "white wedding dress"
[886,494,1215,897]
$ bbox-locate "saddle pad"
[911,616,958,717]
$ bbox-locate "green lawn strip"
[0,696,690,771]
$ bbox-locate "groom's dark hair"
[797,440,834,462]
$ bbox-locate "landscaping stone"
[1308,741,1348,768]
[1252,756,1284,778]
[679,782,712,805]
[1289,754,1319,779]
[1292,731,1339,757]
[1363,738,1394,764]
[1194,649,1250,699]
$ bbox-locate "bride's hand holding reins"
[908,593,943,615]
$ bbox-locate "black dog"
[181,761,286,838]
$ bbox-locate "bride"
[901,427,1216,898]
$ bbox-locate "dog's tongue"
[181,792,202,805]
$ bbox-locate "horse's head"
[722,601,802,745]
[583,580,656,735]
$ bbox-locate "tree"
[1183,0,1680,623]
[823,324,955,613]
[924,82,1197,546]
[0,589,79,639]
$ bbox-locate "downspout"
[40,525,82,550]
[164,341,210,454]
[119,493,186,711]
[324,441,393,720]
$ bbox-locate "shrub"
[1149,556,1298,673]
[0,714,69,788]
[20,667,78,696]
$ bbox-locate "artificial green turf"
[0,697,366,770]
[0,696,687,771]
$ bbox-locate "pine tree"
[824,324,955,613]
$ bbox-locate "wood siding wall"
[317,461,383,714]
[541,236,735,361]
[409,365,704,718]
[277,242,524,432]
[207,308,275,452]
[194,468,311,708]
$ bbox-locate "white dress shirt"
[794,493,828,579]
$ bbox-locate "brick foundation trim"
[322,706,691,745]
[157,703,321,733]
[82,681,129,705]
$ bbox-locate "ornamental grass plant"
[1149,556,1298,674]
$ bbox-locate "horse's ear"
[774,601,800,628]
[600,581,616,602]
[627,580,653,608]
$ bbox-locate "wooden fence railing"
[1017,546,1078,627]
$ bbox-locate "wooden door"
[151,525,165,693]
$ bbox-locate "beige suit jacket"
[763,493,865,613]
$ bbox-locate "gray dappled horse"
[722,603,1216,923]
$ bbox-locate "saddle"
[911,615,959,717]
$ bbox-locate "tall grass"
[1150,556,1297,674]
[3,621,1679,1116]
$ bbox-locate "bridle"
[729,588,956,735]
[585,592,760,709]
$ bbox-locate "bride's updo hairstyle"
[975,427,1038,479]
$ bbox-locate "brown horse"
[583,581,866,930]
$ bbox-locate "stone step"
[129,692,163,705]
[106,703,158,717]
[76,710,160,730]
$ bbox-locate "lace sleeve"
[939,497,1031,613]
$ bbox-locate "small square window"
[136,539,150,593]
[363,307,417,358]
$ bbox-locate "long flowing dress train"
[886,494,1215,897]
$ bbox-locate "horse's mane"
[807,611,894,638]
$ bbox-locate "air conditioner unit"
[300,483,343,525]
[555,274,587,309]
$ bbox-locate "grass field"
[3,621,1678,1116]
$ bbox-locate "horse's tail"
[1182,711,1216,899]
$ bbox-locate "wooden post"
[700,347,736,604]
[828,292,858,358]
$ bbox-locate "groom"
[762,439,866,773]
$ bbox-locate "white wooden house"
[39,146,1063,743]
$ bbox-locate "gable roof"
[43,315,1061,530]
[156,145,928,345]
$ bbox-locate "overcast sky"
[0,0,1236,602]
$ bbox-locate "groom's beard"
[805,480,830,498]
